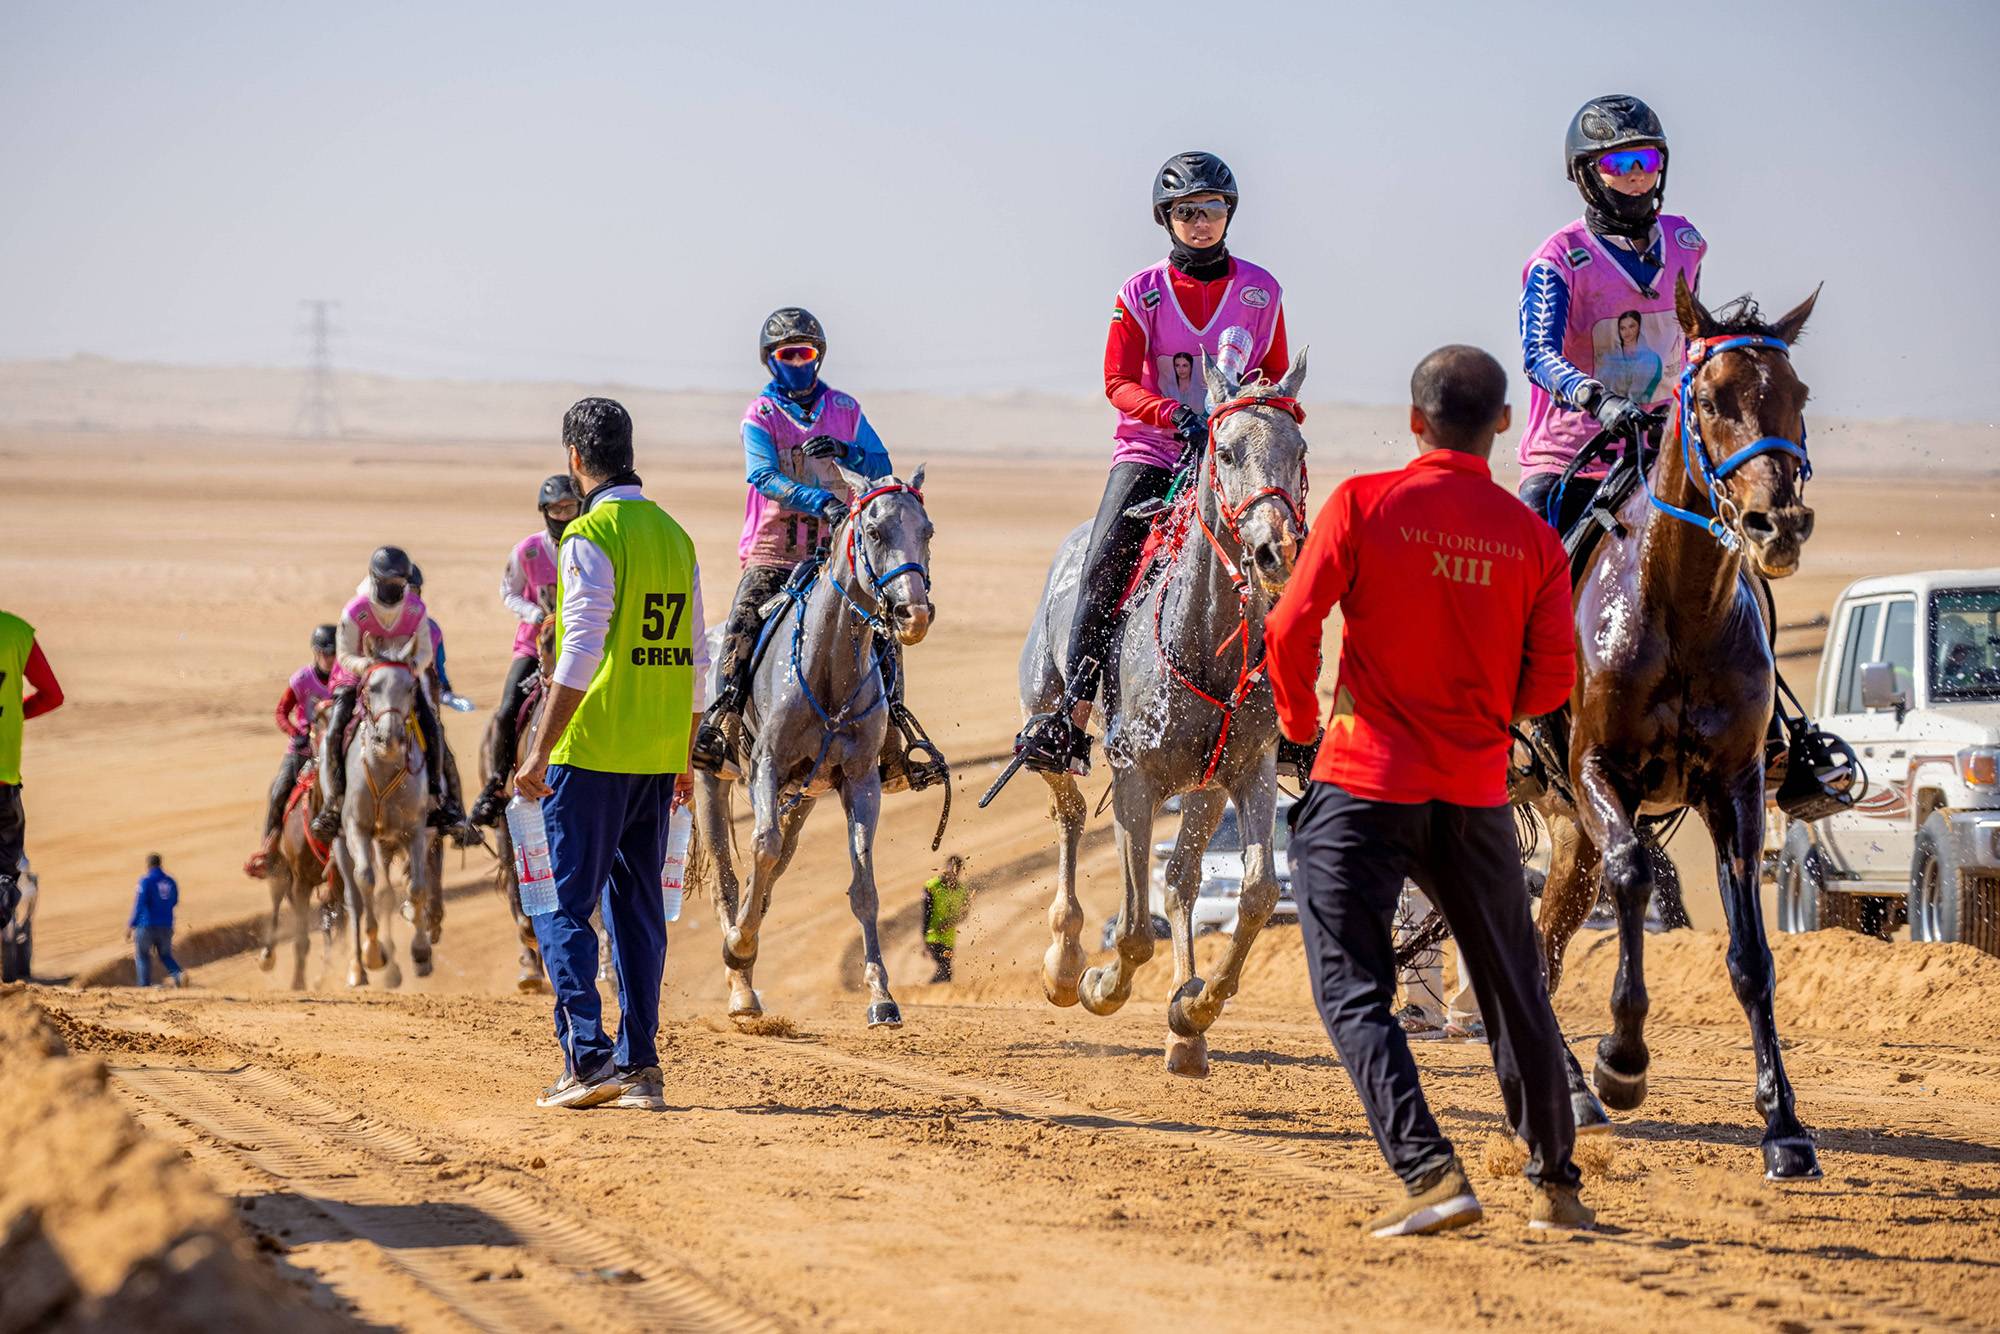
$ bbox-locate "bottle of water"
[1216,325,1255,384]
[505,795,558,917]
[659,803,692,923]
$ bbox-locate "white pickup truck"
[1775,569,2000,955]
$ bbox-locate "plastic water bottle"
[505,795,558,917]
[659,803,692,923]
[1216,325,1256,383]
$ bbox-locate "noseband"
[1645,334,1810,549]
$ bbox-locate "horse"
[693,466,935,1026]
[481,614,560,992]
[258,703,340,989]
[1530,276,1824,1179]
[1020,351,1308,1077]
[327,659,434,988]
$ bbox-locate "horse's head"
[1673,276,1821,578]
[361,661,417,757]
[836,464,935,645]
[1203,347,1310,596]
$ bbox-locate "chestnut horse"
[1532,276,1823,1180]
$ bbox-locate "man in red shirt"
[1265,345,1588,1236]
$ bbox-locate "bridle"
[358,660,417,805]
[836,482,933,632]
[1152,391,1310,786]
[1644,334,1810,550]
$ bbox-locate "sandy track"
[10,427,2000,1328]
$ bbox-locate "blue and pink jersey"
[737,387,890,568]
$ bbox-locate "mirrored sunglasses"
[1170,199,1230,224]
[773,344,821,365]
[1597,147,1664,176]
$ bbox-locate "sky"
[2,0,1996,420]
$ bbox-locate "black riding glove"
[1584,385,1648,440]
[818,495,848,526]
[802,434,845,461]
[1170,404,1208,452]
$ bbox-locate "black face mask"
[544,512,573,545]
[373,579,407,606]
[1579,169,1665,241]
[1167,229,1232,281]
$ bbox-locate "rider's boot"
[310,689,357,841]
[1277,728,1323,782]
[470,778,508,829]
[691,678,747,778]
[412,691,465,831]
[1015,657,1100,777]
[244,829,279,879]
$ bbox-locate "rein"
[1643,334,1810,550]
[357,659,417,807]
[1151,395,1309,787]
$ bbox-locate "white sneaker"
[535,1062,625,1110]
[609,1066,666,1111]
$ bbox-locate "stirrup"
[309,807,341,839]
[1277,731,1321,782]
[1774,725,1860,823]
[690,710,737,775]
[1016,711,1092,777]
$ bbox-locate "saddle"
[1546,426,1650,584]
[283,761,332,862]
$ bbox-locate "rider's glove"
[1170,404,1208,452]
[818,495,848,526]
[802,434,845,461]
[1584,384,1649,439]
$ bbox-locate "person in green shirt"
[0,610,64,932]
[922,854,971,983]
[513,398,709,1112]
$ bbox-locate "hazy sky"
[3,1,1996,420]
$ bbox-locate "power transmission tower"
[294,299,344,438]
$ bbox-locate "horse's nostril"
[1254,544,1283,573]
[1797,510,1816,542]
[1741,510,1775,537]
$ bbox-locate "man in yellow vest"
[513,399,709,1112]
[0,609,64,931]
[921,854,970,982]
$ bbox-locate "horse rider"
[0,607,64,931]
[1519,94,1851,815]
[472,474,582,826]
[689,307,901,780]
[310,546,465,841]
[408,564,470,712]
[245,623,337,877]
[1012,151,1293,777]
[1268,345,1590,1234]
[408,563,473,833]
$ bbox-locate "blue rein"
[1643,333,1810,550]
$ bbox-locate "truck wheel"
[1777,823,1825,933]
[1911,811,1963,943]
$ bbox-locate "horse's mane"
[1706,295,1802,343]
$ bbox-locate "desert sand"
[2,361,1998,1331]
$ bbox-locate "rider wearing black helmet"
[690,307,901,780]
[1012,151,1291,776]
[244,623,339,877]
[470,475,582,826]
[310,546,465,839]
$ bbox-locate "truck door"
[1814,597,1900,884]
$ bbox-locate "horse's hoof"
[381,961,402,989]
[1077,965,1128,1017]
[1592,1056,1648,1111]
[347,969,368,988]
[257,948,276,973]
[729,987,765,1019]
[1763,1135,1822,1181]
[1165,1034,1210,1078]
[867,1000,903,1029]
[364,941,387,970]
[413,957,433,978]
[400,901,416,924]
[516,972,547,994]
[1572,1088,1614,1135]
[1042,940,1084,1008]
[1167,978,1207,1039]
[1042,974,1081,1008]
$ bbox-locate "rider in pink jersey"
[310,546,464,840]
[245,623,337,876]
[470,474,581,826]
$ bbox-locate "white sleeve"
[500,546,543,624]
[687,564,710,711]
[414,617,436,674]
[336,615,368,682]
[551,534,614,691]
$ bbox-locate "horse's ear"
[1772,283,1822,345]
[908,462,926,493]
[1674,272,1710,339]
[836,464,870,499]
[1202,351,1234,412]
[1274,346,1308,400]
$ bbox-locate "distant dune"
[0,354,1990,476]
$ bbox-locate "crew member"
[1014,151,1291,776]
[516,398,708,1111]
[0,608,62,930]
[246,624,337,877]
[921,854,970,983]
[1266,346,1591,1236]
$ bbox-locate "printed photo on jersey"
[1591,308,1680,404]
[1158,352,1205,413]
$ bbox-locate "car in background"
[1100,794,1297,949]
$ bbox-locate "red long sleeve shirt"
[1105,262,1290,427]
[21,643,62,720]
[1265,449,1574,806]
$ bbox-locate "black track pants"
[1062,462,1176,692]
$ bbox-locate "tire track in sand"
[749,1030,1971,1332]
[114,1062,778,1334]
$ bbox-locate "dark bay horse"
[1532,276,1824,1179]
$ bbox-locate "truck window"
[1834,601,1882,713]
[1880,598,1917,701]
[1931,587,2000,700]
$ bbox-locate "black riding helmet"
[758,307,827,365]
[368,545,414,605]
[1565,94,1669,238]
[409,564,424,590]
[310,623,337,654]
[538,472,581,544]
[1152,151,1238,225]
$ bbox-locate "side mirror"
[1858,661,1907,713]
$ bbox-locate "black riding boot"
[1016,656,1101,776]
[310,688,359,840]
[692,563,794,775]
[412,687,463,829]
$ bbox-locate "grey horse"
[325,660,434,988]
[1021,352,1308,1076]
[694,466,935,1026]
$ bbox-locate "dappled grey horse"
[326,660,433,988]
[1021,352,1308,1076]
[694,466,935,1026]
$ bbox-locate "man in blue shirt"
[128,853,187,987]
